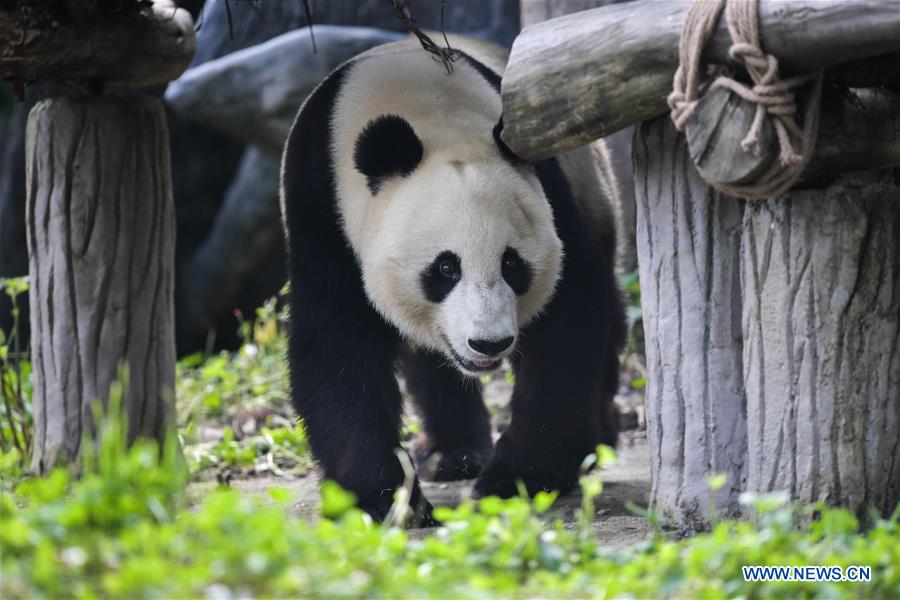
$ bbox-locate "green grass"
[0,280,310,480]
[618,268,643,355]
[175,296,316,479]
[0,278,31,458]
[2,420,897,599]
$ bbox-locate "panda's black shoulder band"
[456,52,527,167]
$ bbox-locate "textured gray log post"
[634,117,748,530]
[742,179,900,517]
[635,115,900,531]
[25,97,176,472]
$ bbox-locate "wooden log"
[803,88,900,184]
[25,96,176,472]
[519,0,639,273]
[635,114,900,530]
[686,87,776,187]
[0,0,194,86]
[685,86,900,189]
[502,0,900,161]
[634,116,748,531]
[825,51,900,89]
[742,176,900,519]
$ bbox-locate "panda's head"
[345,112,563,376]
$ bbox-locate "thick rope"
[667,0,824,200]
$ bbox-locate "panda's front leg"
[472,256,623,499]
[288,307,435,526]
[401,347,493,481]
[472,350,610,499]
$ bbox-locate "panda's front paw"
[412,434,490,482]
[472,457,579,500]
[430,448,490,481]
[356,483,438,528]
[471,458,523,499]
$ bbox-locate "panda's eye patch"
[421,251,461,303]
[502,247,532,296]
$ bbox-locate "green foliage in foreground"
[2,424,898,599]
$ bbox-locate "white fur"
[329,39,563,373]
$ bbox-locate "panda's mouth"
[441,335,503,373]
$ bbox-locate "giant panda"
[280,36,624,525]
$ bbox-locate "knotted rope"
[667,0,824,199]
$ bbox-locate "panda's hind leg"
[401,347,493,481]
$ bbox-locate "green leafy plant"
[187,422,312,478]
[2,433,898,599]
[0,277,31,459]
[618,268,644,356]
[175,295,315,479]
[177,298,289,425]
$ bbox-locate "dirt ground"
[193,430,652,549]
[187,361,651,548]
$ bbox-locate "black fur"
[459,54,523,166]
[282,65,433,526]
[282,49,624,524]
[353,114,423,195]
[492,118,525,166]
[401,348,493,481]
[473,156,625,498]
[420,250,461,303]
[457,56,624,498]
[501,247,532,296]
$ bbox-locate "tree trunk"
[742,177,900,518]
[634,116,748,530]
[25,96,176,473]
[635,115,900,530]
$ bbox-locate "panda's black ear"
[354,114,423,194]
[493,117,526,166]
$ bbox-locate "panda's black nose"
[468,337,514,356]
